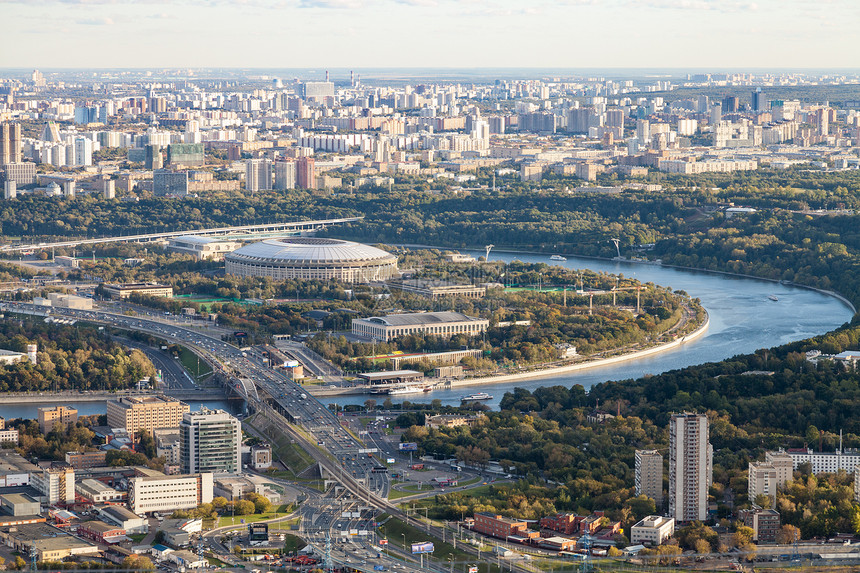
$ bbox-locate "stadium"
[224,237,399,283]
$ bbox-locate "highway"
[1,216,364,252]
[2,301,526,573]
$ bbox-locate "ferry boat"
[550,254,567,261]
[460,392,493,401]
[387,385,426,396]
[768,295,779,302]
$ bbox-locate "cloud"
[76,16,115,24]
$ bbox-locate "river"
[327,250,855,410]
[0,400,240,421]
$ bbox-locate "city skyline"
[3,0,860,69]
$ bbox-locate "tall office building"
[668,413,712,523]
[73,137,93,167]
[145,144,163,170]
[179,407,241,475]
[635,450,664,507]
[274,159,296,190]
[710,103,722,126]
[722,96,739,114]
[0,123,22,165]
[297,156,315,190]
[245,158,272,192]
[751,88,764,113]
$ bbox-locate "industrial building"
[225,237,398,283]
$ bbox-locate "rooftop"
[360,311,481,327]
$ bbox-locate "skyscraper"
[751,88,764,113]
[722,96,739,114]
[0,123,22,165]
[245,158,272,192]
[297,156,316,190]
[635,450,664,507]
[669,413,712,523]
[179,407,241,475]
[274,159,296,190]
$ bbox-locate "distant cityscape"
[0,69,859,201]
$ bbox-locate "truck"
[410,463,424,470]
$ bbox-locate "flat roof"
[0,493,38,504]
[359,370,423,380]
[99,505,141,521]
[359,311,481,327]
[103,283,172,290]
[0,349,24,357]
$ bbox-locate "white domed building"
[224,237,398,283]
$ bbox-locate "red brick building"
[77,520,126,544]
[474,512,537,540]
[540,513,585,535]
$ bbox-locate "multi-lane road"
[2,301,441,571]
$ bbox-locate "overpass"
[1,216,364,252]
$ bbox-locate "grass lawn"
[178,345,213,380]
[128,533,147,543]
[388,488,418,501]
[205,554,230,567]
[380,517,501,573]
[216,507,292,528]
[283,533,307,553]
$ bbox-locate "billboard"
[411,542,434,554]
[399,442,418,451]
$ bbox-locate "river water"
[0,400,238,421]
[0,252,851,418]
[328,250,855,409]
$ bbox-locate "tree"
[776,524,801,545]
[212,496,228,510]
[123,555,155,571]
[14,556,25,570]
[732,525,755,548]
[234,499,255,515]
[364,399,377,412]
[753,493,772,509]
[694,538,711,556]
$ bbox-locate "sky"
[1,0,859,70]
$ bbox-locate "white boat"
[460,392,493,401]
[387,385,426,396]
[768,295,779,302]
[550,255,567,261]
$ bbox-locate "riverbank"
[310,309,709,396]
[394,243,858,316]
[447,311,710,389]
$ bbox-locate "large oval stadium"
[224,237,399,283]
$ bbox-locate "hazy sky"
[2,0,859,70]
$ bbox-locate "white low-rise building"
[127,472,213,515]
[630,515,675,546]
[166,235,243,261]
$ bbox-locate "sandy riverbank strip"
[309,311,710,396]
[446,311,710,389]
